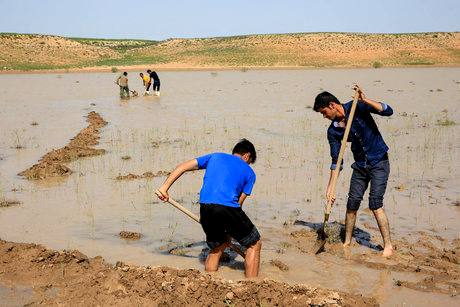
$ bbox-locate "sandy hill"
[0,32,459,71]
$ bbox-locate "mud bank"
[0,240,376,306]
[115,171,170,180]
[18,112,107,180]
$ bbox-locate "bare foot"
[342,246,352,259]
[343,241,351,248]
[382,246,394,258]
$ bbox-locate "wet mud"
[18,112,107,180]
[0,240,377,306]
[1,69,459,306]
[115,171,170,180]
[286,221,460,297]
[270,259,290,271]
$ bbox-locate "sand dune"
[0,32,459,71]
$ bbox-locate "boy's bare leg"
[343,209,357,247]
[205,242,228,272]
[372,208,393,257]
[244,240,262,278]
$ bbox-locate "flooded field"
[0,68,459,306]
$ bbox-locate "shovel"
[154,191,246,258]
[314,89,359,254]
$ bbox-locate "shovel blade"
[313,239,326,254]
[313,223,328,254]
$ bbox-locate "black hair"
[123,72,128,76]
[139,72,143,76]
[313,91,340,112]
[232,139,256,164]
[147,69,151,73]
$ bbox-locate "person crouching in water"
[156,139,262,277]
[139,72,151,95]
[313,85,394,257]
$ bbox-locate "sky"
[0,0,459,40]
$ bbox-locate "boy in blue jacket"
[314,85,394,257]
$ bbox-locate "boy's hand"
[156,188,169,202]
[326,186,336,205]
[352,84,366,100]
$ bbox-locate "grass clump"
[436,110,456,126]
[372,61,383,68]
[111,66,118,73]
[436,118,456,126]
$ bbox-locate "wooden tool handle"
[154,190,247,258]
[155,191,200,223]
[324,90,360,216]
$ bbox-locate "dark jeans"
[153,81,160,91]
[346,157,390,211]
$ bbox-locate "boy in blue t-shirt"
[157,139,261,278]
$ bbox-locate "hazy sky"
[1,0,459,40]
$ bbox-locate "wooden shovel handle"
[324,90,360,216]
[155,191,200,223]
[154,191,246,258]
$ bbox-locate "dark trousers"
[153,81,160,91]
[346,158,390,211]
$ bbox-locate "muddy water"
[0,68,459,306]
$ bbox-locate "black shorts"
[200,204,260,250]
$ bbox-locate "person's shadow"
[293,220,383,251]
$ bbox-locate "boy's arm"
[238,193,248,207]
[326,130,342,203]
[326,170,336,204]
[157,159,199,201]
[354,84,393,116]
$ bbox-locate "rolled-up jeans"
[346,157,390,211]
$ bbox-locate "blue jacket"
[327,100,393,170]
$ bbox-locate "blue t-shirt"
[196,152,256,208]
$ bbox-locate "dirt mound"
[115,170,170,180]
[0,199,21,207]
[0,239,377,306]
[18,111,107,180]
[119,231,141,240]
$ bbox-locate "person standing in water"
[147,69,160,96]
[156,139,261,277]
[313,85,394,257]
[115,72,130,99]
